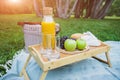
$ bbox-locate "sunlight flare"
[9,0,21,3]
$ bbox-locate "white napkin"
[81,31,101,46]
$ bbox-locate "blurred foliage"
[107,0,120,16]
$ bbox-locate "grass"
[0,14,120,75]
[56,17,120,41]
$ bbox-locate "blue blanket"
[1,41,120,80]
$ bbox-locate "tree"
[75,0,113,19]
[33,0,78,18]
[74,0,84,18]
[33,0,42,17]
[33,0,55,16]
[33,0,114,19]
[56,0,78,18]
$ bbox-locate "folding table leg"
[22,69,30,80]
[92,51,112,67]
[20,54,31,79]
[40,71,48,80]
[105,51,112,67]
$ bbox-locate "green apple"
[76,39,86,50]
[64,39,76,51]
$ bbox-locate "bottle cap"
[43,7,53,15]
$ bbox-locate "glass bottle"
[41,7,56,49]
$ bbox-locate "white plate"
[60,46,89,55]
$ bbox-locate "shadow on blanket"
[1,41,120,80]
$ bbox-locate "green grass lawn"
[0,14,120,74]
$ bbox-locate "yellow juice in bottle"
[41,21,56,49]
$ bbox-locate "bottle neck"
[43,15,54,22]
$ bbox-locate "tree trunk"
[64,0,70,17]
[75,0,113,19]
[41,0,45,7]
[33,0,42,17]
[56,0,62,18]
[66,0,78,18]
[90,0,97,18]
[56,0,78,18]
[96,0,113,19]
[75,0,81,18]
[93,0,104,18]
[85,0,92,18]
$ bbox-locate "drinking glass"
[39,40,47,57]
[47,35,60,61]
[40,34,60,61]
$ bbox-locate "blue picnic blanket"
[1,41,120,80]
